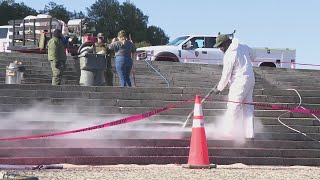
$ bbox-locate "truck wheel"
[156,57,177,62]
[155,52,179,62]
[260,62,276,67]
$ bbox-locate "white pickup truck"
[135,35,296,68]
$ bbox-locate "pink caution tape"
[2,96,319,141]
[0,99,194,141]
[206,98,320,115]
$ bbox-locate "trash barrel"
[79,53,107,86]
[5,62,25,84]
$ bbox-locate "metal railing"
[143,59,170,87]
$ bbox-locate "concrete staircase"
[0,52,320,166]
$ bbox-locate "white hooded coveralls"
[216,39,255,138]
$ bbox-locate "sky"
[16,0,320,69]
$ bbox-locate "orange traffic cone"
[183,95,217,169]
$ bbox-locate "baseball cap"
[97,33,104,38]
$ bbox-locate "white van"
[0,25,12,52]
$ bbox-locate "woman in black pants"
[109,30,136,87]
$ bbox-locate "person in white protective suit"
[212,34,256,140]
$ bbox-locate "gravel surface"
[1,164,320,180]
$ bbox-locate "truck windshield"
[0,28,8,39]
[167,36,189,46]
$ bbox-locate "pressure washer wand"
[182,85,217,128]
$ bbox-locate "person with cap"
[47,29,67,85]
[108,30,136,87]
[39,30,48,50]
[95,32,114,86]
[95,33,106,53]
[212,34,256,140]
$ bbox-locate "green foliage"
[0,1,37,25]
[87,0,121,38]
[0,0,14,4]
[147,26,169,45]
[0,0,169,47]
[118,1,148,42]
[135,41,152,48]
[39,2,71,23]
[87,0,169,46]
[71,11,86,19]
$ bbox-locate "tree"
[0,1,37,25]
[135,41,151,48]
[71,10,86,19]
[118,1,148,42]
[147,26,169,45]
[0,0,14,4]
[87,0,121,38]
[39,2,71,23]
[86,0,169,45]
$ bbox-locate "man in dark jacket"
[47,29,67,85]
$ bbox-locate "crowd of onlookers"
[47,29,135,87]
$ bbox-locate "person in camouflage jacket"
[96,33,113,86]
[47,29,67,85]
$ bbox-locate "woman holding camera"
[108,30,136,87]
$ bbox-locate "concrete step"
[0,85,183,93]
[0,118,317,133]
[2,84,319,98]
[0,147,320,158]
[0,78,79,85]
[2,53,318,73]
[0,61,78,67]
[269,86,320,91]
[255,132,320,141]
[0,64,318,88]
[22,74,78,80]
[0,95,318,117]
[1,52,320,166]
[2,109,317,124]
[262,90,320,97]
[1,52,318,71]
[256,117,320,126]
[258,125,320,133]
[1,89,320,104]
[0,66,76,72]
[1,109,318,125]
[0,139,319,149]
[0,129,318,141]
[3,96,318,110]
[0,103,307,118]
[0,112,319,127]
[263,74,320,79]
[1,156,320,166]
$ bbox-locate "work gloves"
[213,84,221,94]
